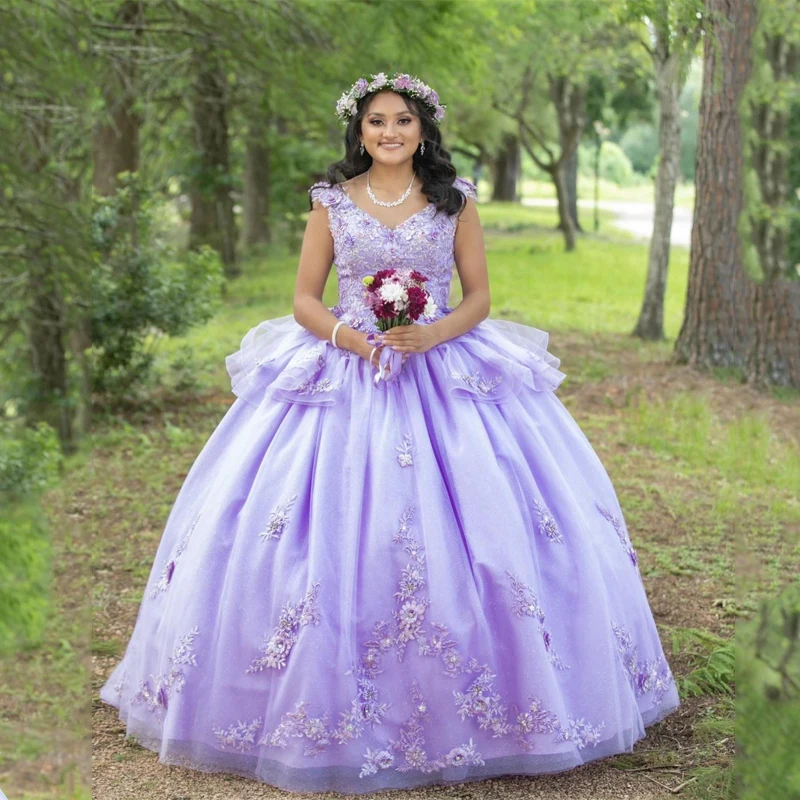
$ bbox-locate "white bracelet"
[331,320,346,348]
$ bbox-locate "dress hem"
[99,691,680,796]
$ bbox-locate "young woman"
[100,71,680,794]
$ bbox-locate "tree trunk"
[242,137,271,247]
[746,277,800,387]
[552,164,577,251]
[563,146,582,232]
[27,269,73,451]
[675,0,757,368]
[550,75,585,240]
[189,54,238,276]
[634,51,682,340]
[741,19,800,387]
[92,1,142,196]
[491,132,520,202]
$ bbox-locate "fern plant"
[671,627,736,697]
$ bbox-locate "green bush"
[91,173,225,396]
[0,421,60,653]
[0,420,63,496]
[578,140,636,186]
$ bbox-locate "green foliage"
[91,174,224,396]
[619,122,660,173]
[735,582,800,799]
[579,140,636,185]
[0,499,52,655]
[0,420,63,496]
[671,627,735,696]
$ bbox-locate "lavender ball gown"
[99,176,680,794]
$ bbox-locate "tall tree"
[0,1,91,450]
[188,50,237,274]
[491,132,521,202]
[738,0,800,387]
[493,0,627,251]
[625,0,704,340]
[674,0,756,373]
[92,0,143,195]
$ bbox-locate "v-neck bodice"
[309,175,477,333]
[337,183,436,232]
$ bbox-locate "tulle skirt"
[99,311,679,794]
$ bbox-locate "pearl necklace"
[366,168,416,207]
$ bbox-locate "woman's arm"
[383,195,490,353]
[292,200,374,360]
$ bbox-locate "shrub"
[91,173,224,397]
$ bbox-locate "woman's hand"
[380,323,440,355]
[357,339,407,376]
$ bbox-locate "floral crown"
[335,71,446,126]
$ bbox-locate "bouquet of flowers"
[362,268,438,332]
[361,268,437,384]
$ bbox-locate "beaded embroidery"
[596,501,640,571]
[130,626,199,716]
[532,497,564,543]
[216,505,607,771]
[362,679,485,777]
[293,376,344,395]
[506,571,570,670]
[395,433,414,467]
[212,716,264,753]
[260,494,298,542]
[150,512,202,598]
[611,621,675,706]
[308,177,477,335]
[246,582,321,672]
[449,369,503,395]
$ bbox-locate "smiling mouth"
[381,143,403,148]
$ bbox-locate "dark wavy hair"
[309,88,466,217]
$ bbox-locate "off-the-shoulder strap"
[453,176,478,200]
[308,180,345,210]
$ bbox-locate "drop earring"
[359,141,365,155]
[419,140,426,156]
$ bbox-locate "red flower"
[410,270,427,283]
[372,268,396,291]
[375,299,396,320]
[406,285,427,319]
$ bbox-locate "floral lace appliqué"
[150,512,202,598]
[130,626,199,716]
[215,506,605,772]
[449,369,503,395]
[362,679,485,777]
[396,433,414,467]
[260,494,298,542]
[611,621,674,706]
[596,501,640,571]
[507,571,570,670]
[532,497,563,543]
[212,717,264,752]
[246,582,321,672]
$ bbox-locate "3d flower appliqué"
[130,626,199,717]
[150,512,202,599]
[260,494,298,542]
[246,582,321,672]
[396,433,414,467]
[506,570,570,671]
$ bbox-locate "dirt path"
[87,329,794,800]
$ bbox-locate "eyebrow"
[366,111,417,117]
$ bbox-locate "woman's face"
[359,91,422,165]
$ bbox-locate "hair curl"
[309,89,465,217]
